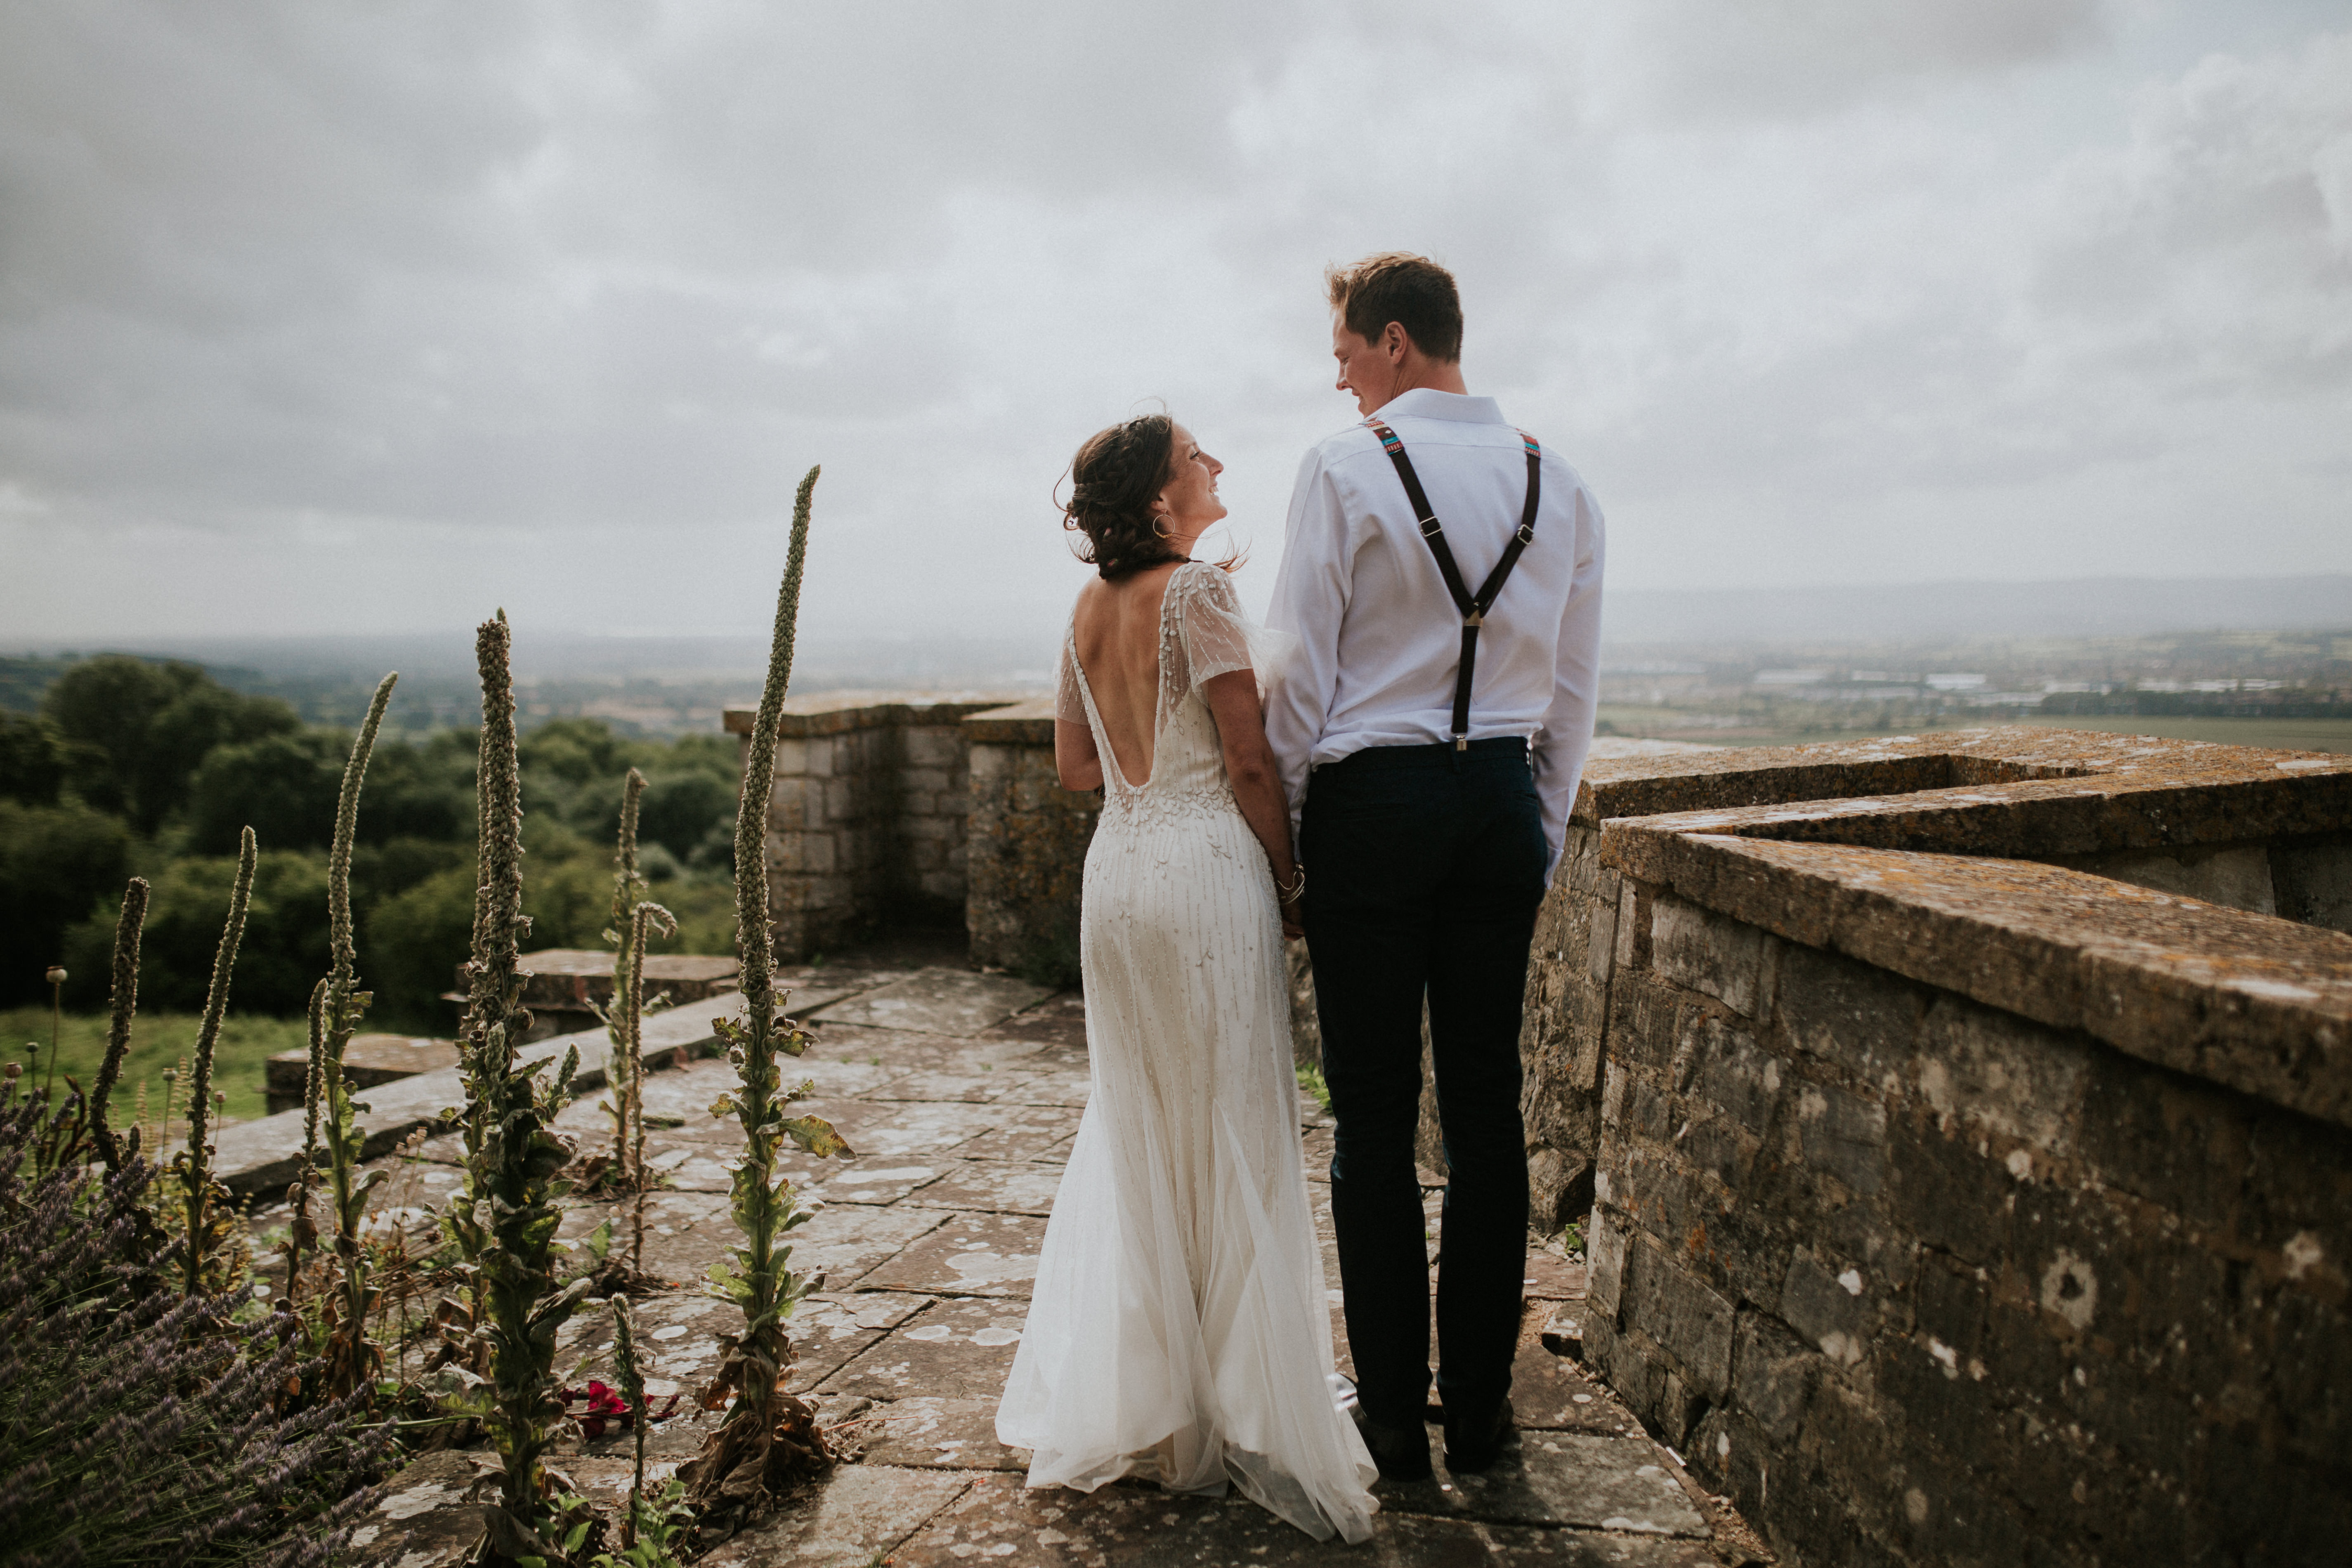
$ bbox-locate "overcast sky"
[3,0,2346,648]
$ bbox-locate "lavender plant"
[0,1018,392,1568]
[175,824,257,1295]
[443,611,593,1559]
[315,674,398,1399]
[680,467,853,1516]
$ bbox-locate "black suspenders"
[1365,420,1542,751]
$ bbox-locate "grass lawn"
[3,1006,309,1129]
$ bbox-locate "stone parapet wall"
[727,693,1018,960]
[964,699,1099,982]
[1558,728,2352,1566]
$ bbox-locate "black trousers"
[1300,737,1547,1428]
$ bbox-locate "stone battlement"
[726,692,1096,975]
[1518,727,2351,1566]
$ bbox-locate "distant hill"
[10,578,2345,726]
[1599,576,2350,645]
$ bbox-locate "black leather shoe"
[1442,1398,1516,1473]
[1351,1408,1433,1482]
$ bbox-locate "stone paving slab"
[1481,1525,1721,1566]
[1510,1339,1627,1435]
[957,1099,1084,1159]
[827,1027,1060,1080]
[827,1096,1018,1157]
[910,1156,1069,1216]
[803,1160,947,1206]
[860,1208,1047,1297]
[1380,1430,1709,1536]
[999,1070,1094,1108]
[857,1396,1030,1471]
[818,1297,1032,1402]
[1524,1251,1587,1301]
[694,1464,973,1567]
[789,1202,953,1290]
[975,989,1089,1046]
[808,969,1056,1035]
[889,1474,1500,1567]
[860,1067,1055,1103]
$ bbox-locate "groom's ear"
[1379,321,1412,361]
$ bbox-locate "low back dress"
[994,561,1378,1542]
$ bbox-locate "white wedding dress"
[995,562,1379,1543]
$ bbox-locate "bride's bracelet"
[1275,866,1306,905]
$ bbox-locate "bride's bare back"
[1069,560,1185,786]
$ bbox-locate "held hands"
[1276,864,1306,942]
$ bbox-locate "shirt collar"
[1368,387,1507,425]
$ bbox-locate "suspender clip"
[1454,736,1469,753]
[1464,608,1484,628]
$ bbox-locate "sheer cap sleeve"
[1056,624,1089,727]
[1170,563,1295,702]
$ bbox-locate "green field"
[4,1007,309,1129]
[2012,716,2352,754]
[1596,708,2352,755]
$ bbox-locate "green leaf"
[779,1114,852,1159]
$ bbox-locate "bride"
[994,413,1379,1542]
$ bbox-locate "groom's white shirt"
[1264,387,1606,877]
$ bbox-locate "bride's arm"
[1056,718,1104,791]
[1201,669,1303,935]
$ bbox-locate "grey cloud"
[0,0,2344,644]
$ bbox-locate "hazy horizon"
[4,2,2348,642]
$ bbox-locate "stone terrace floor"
[342,943,1762,1567]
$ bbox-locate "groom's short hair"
[1326,253,1462,364]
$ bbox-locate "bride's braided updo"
[1059,413,1193,582]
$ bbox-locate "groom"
[1266,253,1605,1478]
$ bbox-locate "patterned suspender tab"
[1364,418,1544,749]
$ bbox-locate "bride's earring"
[1151,511,1172,541]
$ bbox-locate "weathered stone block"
[1729,1308,1818,1444]
[1587,1207,1628,1318]
[903,725,964,768]
[774,830,836,875]
[1914,993,2085,1155]
[1652,893,1764,1015]
[1773,940,1925,1087]
[1687,1014,1778,1133]
[767,737,812,777]
[1624,1235,1735,1400]
[902,765,953,798]
[1796,1080,1888,1197]
[2272,835,2352,934]
[1778,1249,1869,1366]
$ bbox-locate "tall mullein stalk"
[88,876,151,1174]
[623,897,676,1276]
[179,825,257,1295]
[447,611,591,1555]
[283,978,330,1304]
[682,467,853,1515]
[611,1297,650,1550]
[317,673,398,1399]
[605,768,650,1182]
